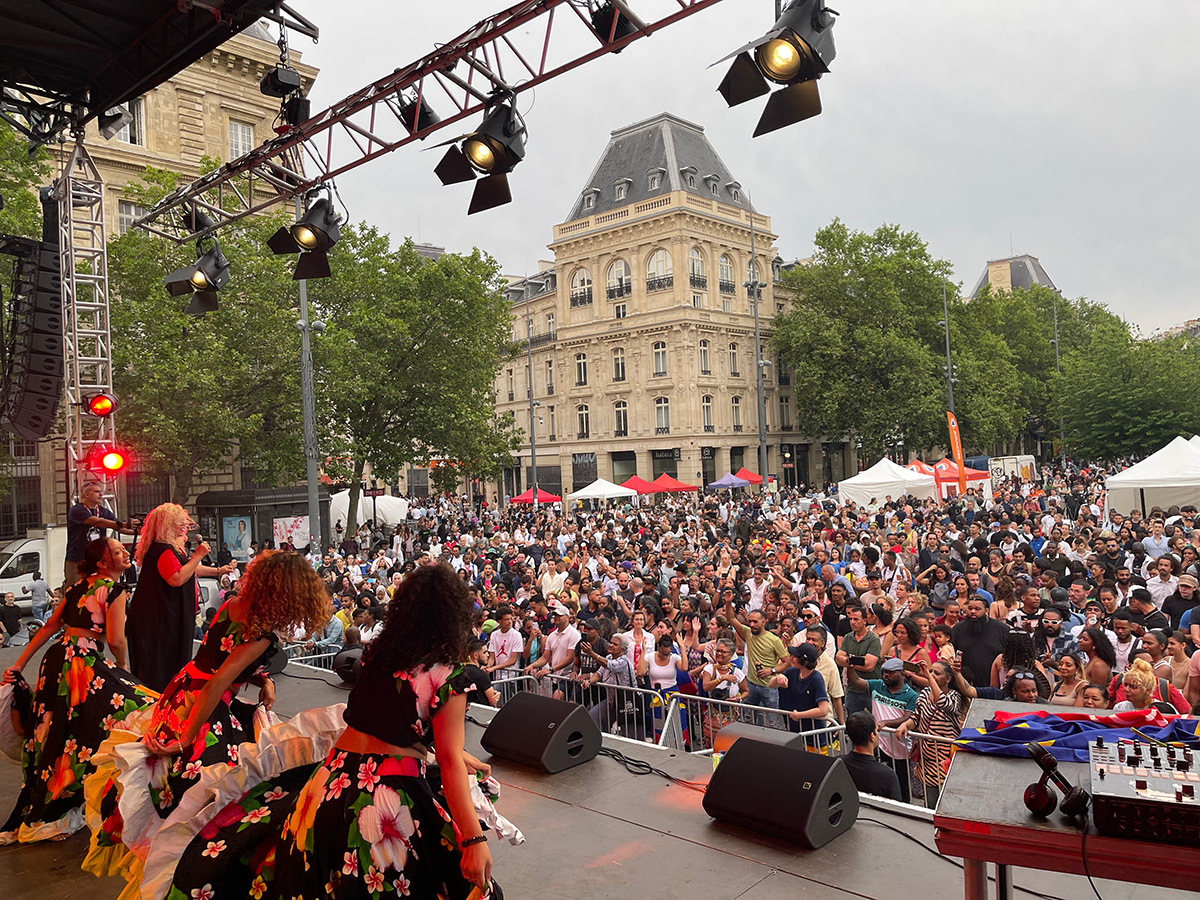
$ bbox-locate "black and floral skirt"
[163,748,490,900]
[0,633,156,843]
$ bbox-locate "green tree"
[1055,322,1200,460]
[308,228,519,531]
[108,167,305,502]
[772,220,951,459]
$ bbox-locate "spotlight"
[85,392,118,417]
[589,1,638,51]
[714,0,837,137]
[433,100,526,215]
[86,444,129,475]
[260,65,303,99]
[267,190,342,280]
[98,106,133,140]
[164,237,229,314]
[396,92,440,137]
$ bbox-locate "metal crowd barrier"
[282,643,338,671]
[875,726,962,810]
[658,693,847,754]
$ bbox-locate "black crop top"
[342,660,473,748]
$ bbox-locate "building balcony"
[733,424,743,432]
[652,369,667,378]
[614,429,628,438]
[719,279,736,294]
[777,373,790,385]
[646,274,674,293]
[655,426,670,435]
[704,424,715,433]
[569,288,593,307]
[546,384,555,395]
[730,369,741,378]
[507,391,514,401]
[526,329,556,349]
[575,380,588,387]
[577,431,589,439]
[700,368,711,375]
[781,424,794,431]
[549,434,557,441]
[607,282,630,300]
[689,273,707,290]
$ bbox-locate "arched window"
[689,248,707,290]
[699,339,710,374]
[747,258,760,283]
[652,341,667,377]
[607,258,631,299]
[655,397,670,434]
[731,396,742,430]
[614,401,628,437]
[577,405,590,439]
[719,254,735,294]
[575,352,588,386]
[701,395,713,432]
[729,342,739,376]
[570,268,592,306]
[646,249,673,292]
[612,348,626,382]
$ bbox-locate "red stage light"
[86,393,117,416]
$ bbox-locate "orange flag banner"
[947,411,967,495]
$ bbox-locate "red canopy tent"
[931,458,991,497]
[906,460,937,477]
[648,473,699,492]
[734,467,763,485]
[510,487,562,504]
[620,475,658,495]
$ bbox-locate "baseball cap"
[788,643,819,667]
[1179,574,1198,588]
[866,570,881,579]
[881,658,905,673]
[551,602,570,616]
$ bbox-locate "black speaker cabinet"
[703,739,859,849]
[480,692,601,774]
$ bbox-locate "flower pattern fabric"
[1,578,156,843]
[164,664,491,900]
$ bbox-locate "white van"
[0,526,67,613]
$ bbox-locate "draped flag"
[946,411,967,494]
[955,708,1200,763]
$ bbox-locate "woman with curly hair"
[156,561,499,900]
[83,550,331,880]
[126,502,236,692]
[989,630,1052,699]
[1,538,155,844]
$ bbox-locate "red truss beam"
[136,0,728,242]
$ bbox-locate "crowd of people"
[2,465,1200,896]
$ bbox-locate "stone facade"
[488,114,855,500]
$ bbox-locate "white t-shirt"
[544,625,581,671]
[488,627,524,677]
[647,653,681,690]
[702,662,745,700]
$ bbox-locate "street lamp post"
[939,280,956,415]
[1051,291,1066,464]
[747,199,769,491]
[525,287,539,510]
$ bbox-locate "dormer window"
[647,167,666,191]
[649,173,660,190]
[679,165,697,189]
[615,183,626,200]
[726,180,742,203]
[582,187,600,210]
[614,177,632,202]
[704,173,721,197]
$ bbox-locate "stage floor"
[1,643,1193,900]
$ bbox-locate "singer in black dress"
[126,503,236,692]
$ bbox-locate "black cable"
[1080,823,1105,900]
[858,818,1069,900]
[277,669,339,684]
[597,746,707,792]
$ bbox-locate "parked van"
[0,526,67,613]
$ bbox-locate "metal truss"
[56,143,117,510]
[136,0,728,242]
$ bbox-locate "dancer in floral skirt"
[1,538,155,843]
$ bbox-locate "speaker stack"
[0,235,62,441]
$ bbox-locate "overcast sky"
[293,1,1200,335]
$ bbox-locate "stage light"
[164,237,229,314]
[396,92,440,137]
[98,107,133,140]
[590,1,638,50]
[434,100,527,215]
[86,444,129,475]
[714,0,837,137]
[267,190,342,280]
[85,392,117,417]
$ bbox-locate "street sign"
[363,488,385,497]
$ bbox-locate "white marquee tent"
[566,478,638,501]
[837,458,938,508]
[1105,436,1200,516]
[329,490,410,527]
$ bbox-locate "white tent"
[1105,436,1200,516]
[329,490,410,528]
[566,478,638,501]
[836,458,938,508]
[1191,435,1200,453]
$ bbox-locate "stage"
[1,642,1194,899]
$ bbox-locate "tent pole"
[1139,488,1146,517]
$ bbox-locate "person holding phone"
[835,607,882,717]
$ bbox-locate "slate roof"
[969,255,1059,298]
[564,112,752,222]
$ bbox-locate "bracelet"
[460,834,487,847]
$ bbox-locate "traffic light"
[86,444,128,475]
[85,392,117,417]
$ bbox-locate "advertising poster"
[222,516,252,562]
[273,514,310,549]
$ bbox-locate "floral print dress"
[85,599,279,867]
[163,663,490,900]
[0,577,156,844]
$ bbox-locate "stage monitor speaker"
[703,738,859,849]
[480,692,601,774]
